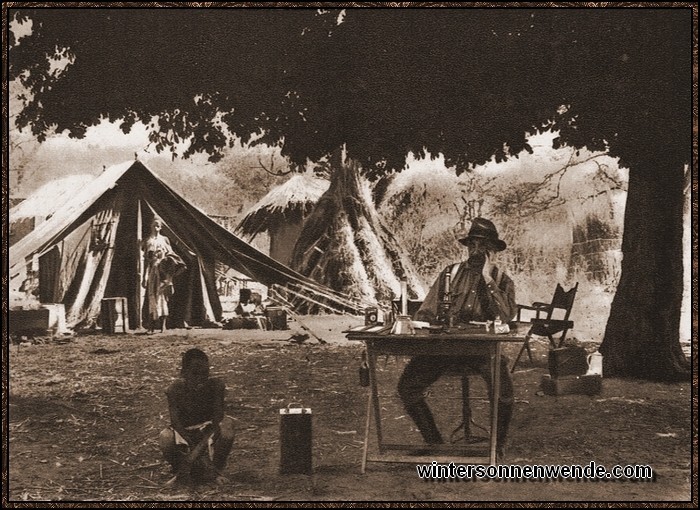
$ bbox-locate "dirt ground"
[6,315,694,503]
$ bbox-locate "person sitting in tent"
[159,348,234,485]
[250,292,267,316]
[142,216,185,333]
[233,291,268,329]
[249,292,269,329]
[234,294,255,317]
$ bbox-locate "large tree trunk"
[599,156,689,381]
[289,152,425,313]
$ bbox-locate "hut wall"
[270,220,304,267]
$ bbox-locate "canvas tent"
[9,161,361,329]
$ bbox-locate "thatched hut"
[236,173,330,267]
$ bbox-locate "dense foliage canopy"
[10,9,689,174]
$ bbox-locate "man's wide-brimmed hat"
[458,217,507,251]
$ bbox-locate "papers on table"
[347,321,429,333]
[345,324,390,334]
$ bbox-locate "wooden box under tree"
[540,374,602,396]
[548,346,589,378]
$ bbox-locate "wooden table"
[346,326,524,473]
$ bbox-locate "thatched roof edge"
[236,174,329,235]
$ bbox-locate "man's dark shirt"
[415,258,516,324]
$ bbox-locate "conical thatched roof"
[236,173,330,236]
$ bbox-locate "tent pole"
[135,199,143,329]
[284,304,325,344]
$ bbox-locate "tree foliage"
[11,9,688,171]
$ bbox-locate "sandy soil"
[7,315,693,503]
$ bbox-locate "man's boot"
[406,400,444,445]
[164,446,188,474]
[496,402,513,460]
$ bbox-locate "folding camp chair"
[510,282,579,373]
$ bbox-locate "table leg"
[489,341,502,465]
[361,384,372,474]
[367,345,384,452]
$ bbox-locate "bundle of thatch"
[289,160,427,312]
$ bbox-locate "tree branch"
[250,155,293,177]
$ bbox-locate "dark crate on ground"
[279,406,312,475]
[541,374,602,396]
[548,346,589,378]
[239,288,252,302]
[266,307,289,330]
[100,297,128,333]
[10,308,51,337]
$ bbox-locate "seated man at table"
[398,217,517,457]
